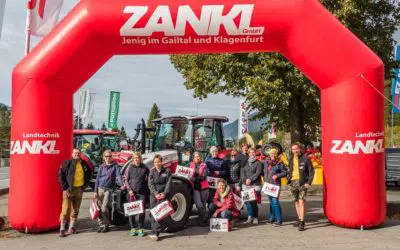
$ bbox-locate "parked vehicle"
[386,148,400,187]
[109,115,231,232]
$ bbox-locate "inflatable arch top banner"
[10,0,385,231]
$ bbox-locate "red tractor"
[110,115,231,231]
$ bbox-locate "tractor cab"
[152,116,229,165]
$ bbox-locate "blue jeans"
[245,200,258,218]
[209,203,233,220]
[268,195,282,222]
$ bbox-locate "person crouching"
[209,179,239,229]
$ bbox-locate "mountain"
[223,113,267,140]
[0,103,11,111]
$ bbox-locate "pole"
[25,7,31,55]
[77,88,81,129]
[391,109,394,148]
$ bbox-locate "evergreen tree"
[146,103,162,138]
[101,123,108,131]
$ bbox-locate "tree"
[0,106,11,155]
[101,123,108,131]
[120,126,128,138]
[85,122,95,130]
[170,0,400,143]
[146,103,162,138]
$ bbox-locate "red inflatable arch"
[10,0,386,231]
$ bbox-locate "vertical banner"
[0,0,5,40]
[238,100,248,140]
[28,0,64,37]
[268,122,277,140]
[108,91,120,129]
[392,45,400,113]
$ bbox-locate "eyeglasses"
[104,155,112,158]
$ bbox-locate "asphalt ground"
[0,188,399,250]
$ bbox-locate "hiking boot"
[266,218,275,224]
[137,229,146,237]
[59,230,66,238]
[129,228,136,236]
[68,227,77,234]
[293,220,300,227]
[149,233,159,241]
[252,218,259,225]
[298,221,305,231]
[244,217,253,224]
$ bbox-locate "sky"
[0,1,400,136]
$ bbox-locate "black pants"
[150,195,167,235]
[126,193,146,230]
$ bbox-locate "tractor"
[109,115,231,232]
[73,130,123,189]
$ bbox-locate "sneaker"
[199,220,209,227]
[129,229,136,236]
[252,218,259,225]
[68,227,77,234]
[102,226,110,233]
[298,221,305,231]
[266,218,275,224]
[274,221,282,227]
[96,226,103,233]
[59,230,66,238]
[137,229,146,237]
[149,233,159,241]
[293,220,300,227]
[244,217,253,224]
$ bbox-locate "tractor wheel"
[164,180,193,232]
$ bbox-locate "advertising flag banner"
[28,0,64,37]
[0,0,5,40]
[392,45,400,113]
[108,91,120,129]
[238,100,248,139]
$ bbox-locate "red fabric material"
[189,162,209,189]
[213,190,240,217]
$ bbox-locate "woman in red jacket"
[209,179,239,221]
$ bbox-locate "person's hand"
[63,190,70,198]
[159,193,165,199]
[272,175,278,180]
[213,211,219,218]
[215,171,220,176]
[236,186,241,193]
[246,179,251,186]
[304,184,310,189]
[93,193,97,199]
[120,186,126,190]
[129,190,134,196]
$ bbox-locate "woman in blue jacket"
[264,148,287,226]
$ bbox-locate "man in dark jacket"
[287,143,315,231]
[58,148,91,237]
[93,150,123,233]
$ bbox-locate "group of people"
[57,142,315,240]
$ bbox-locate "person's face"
[211,150,218,158]
[242,145,249,154]
[104,152,113,164]
[217,182,226,193]
[72,149,81,159]
[269,153,277,161]
[154,158,162,169]
[194,154,201,164]
[230,150,238,159]
[292,145,302,156]
[249,149,256,158]
[133,155,141,165]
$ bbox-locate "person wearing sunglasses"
[93,150,123,233]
